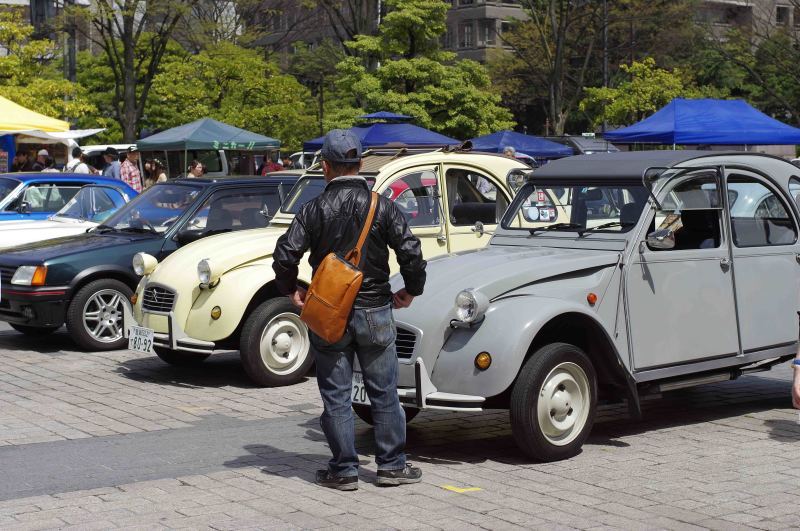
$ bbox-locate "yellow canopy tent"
[0,95,69,133]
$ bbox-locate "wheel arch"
[69,266,139,299]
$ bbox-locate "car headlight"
[132,253,158,276]
[11,265,47,286]
[454,288,489,323]
[197,258,217,287]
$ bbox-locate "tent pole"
[672,143,675,150]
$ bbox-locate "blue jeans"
[311,304,406,477]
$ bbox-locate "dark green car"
[0,173,300,351]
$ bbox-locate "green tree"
[332,0,513,139]
[0,10,96,124]
[579,57,724,128]
[149,41,316,150]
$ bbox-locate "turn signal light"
[587,292,598,306]
[210,306,222,320]
[475,352,492,370]
[30,266,47,286]
[130,293,138,305]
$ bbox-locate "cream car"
[127,149,544,386]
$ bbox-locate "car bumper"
[124,305,215,355]
[0,284,68,327]
[396,358,486,412]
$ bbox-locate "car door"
[7,181,83,220]
[442,166,510,252]
[627,169,740,370]
[376,167,448,263]
[727,171,800,353]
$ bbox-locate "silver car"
[366,151,800,462]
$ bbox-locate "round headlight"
[197,258,212,286]
[454,289,489,323]
[132,252,158,276]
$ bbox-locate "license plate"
[128,325,155,354]
[352,371,370,405]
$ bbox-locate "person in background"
[41,157,59,172]
[102,147,121,180]
[281,155,295,169]
[503,146,516,159]
[32,149,49,171]
[64,147,90,173]
[259,155,282,175]
[187,159,206,178]
[12,151,34,172]
[143,158,168,188]
[120,146,143,192]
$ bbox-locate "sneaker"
[376,464,422,487]
[315,470,358,491]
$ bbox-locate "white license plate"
[128,325,155,354]
[352,371,370,405]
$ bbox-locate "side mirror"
[175,228,204,246]
[17,201,31,214]
[645,228,675,250]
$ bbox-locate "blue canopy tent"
[303,123,458,152]
[358,111,413,121]
[468,130,573,158]
[603,98,800,145]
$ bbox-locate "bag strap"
[345,192,378,266]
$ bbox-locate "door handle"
[720,258,731,271]
[795,253,800,264]
[436,230,447,244]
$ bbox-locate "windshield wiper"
[119,226,158,235]
[94,224,118,233]
[579,221,630,234]
[529,222,584,235]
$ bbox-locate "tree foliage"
[580,58,723,128]
[333,0,514,139]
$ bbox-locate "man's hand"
[392,288,414,309]
[793,368,800,409]
[289,287,307,309]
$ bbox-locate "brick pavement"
[1,324,799,530]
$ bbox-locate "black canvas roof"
[533,150,727,179]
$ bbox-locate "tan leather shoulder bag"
[300,192,379,343]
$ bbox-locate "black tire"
[510,342,597,462]
[154,346,210,366]
[353,403,420,425]
[65,278,132,351]
[9,323,59,335]
[239,297,314,387]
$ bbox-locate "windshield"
[54,186,127,222]
[280,176,375,214]
[99,184,202,233]
[502,181,649,233]
[0,177,18,201]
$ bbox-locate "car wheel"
[510,342,597,462]
[66,278,132,351]
[9,323,59,335]
[352,403,420,425]
[239,297,314,387]
[154,347,209,366]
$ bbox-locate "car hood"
[0,219,97,251]
[395,245,621,304]
[0,231,152,266]
[147,227,288,287]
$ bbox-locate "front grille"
[142,285,176,313]
[395,327,417,359]
[0,266,15,284]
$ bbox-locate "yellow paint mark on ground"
[441,485,482,493]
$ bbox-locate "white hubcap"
[82,289,130,343]
[536,362,590,446]
[259,313,310,375]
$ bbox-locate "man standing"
[13,151,34,172]
[64,147,90,174]
[102,147,121,181]
[273,130,426,491]
[32,149,49,171]
[120,146,143,192]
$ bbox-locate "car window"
[445,169,507,226]
[789,177,800,211]
[102,184,203,233]
[280,176,376,215]
[184,188,284,234]
[650,172,722,251]
[728,176,797,247]
[0,177,18,201]
[384,171,440,227]
[11,183,81,213]
[56,186,126,222]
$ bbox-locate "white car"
[0,184,133,250]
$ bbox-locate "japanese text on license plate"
[128,325,155,354]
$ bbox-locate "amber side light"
[587,292,598,306]
[475,352,492,370]
[130,293,138,305]
[31,266,47,286]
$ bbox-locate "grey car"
[364,151,800,462]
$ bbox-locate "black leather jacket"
[273,177,427,308]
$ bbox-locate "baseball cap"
[104,146,118,156]
[37,149,49,157]
[320,129,362,163]
[127,145,139,153]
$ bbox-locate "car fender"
[183,261,313,343]
[68,264,139,294]
[430,295,629,401]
